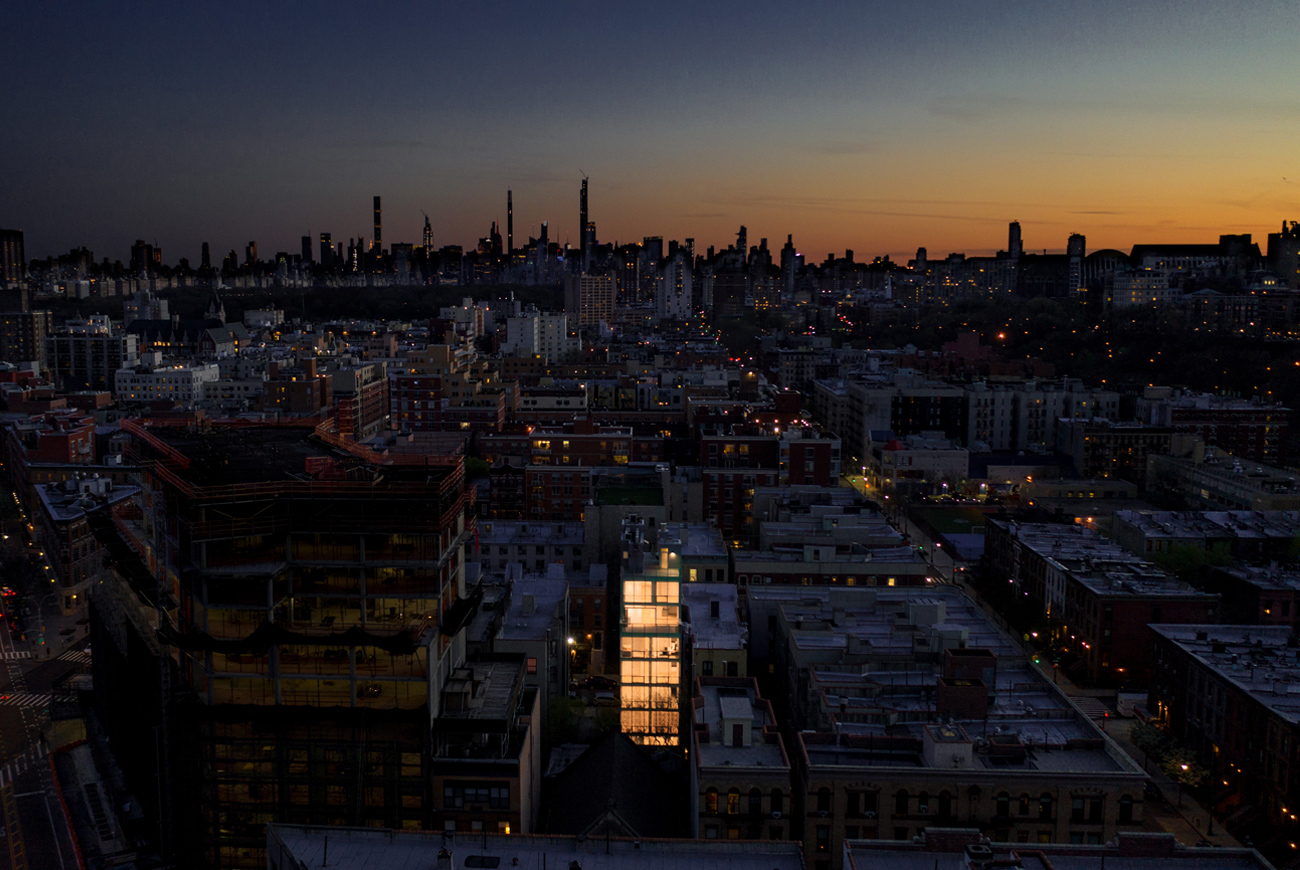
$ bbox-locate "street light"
[1178,763,1189,808]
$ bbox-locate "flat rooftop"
[845,832,1273,870]
[267,827,807,870]
[477,520,585,547]
[781,591,1024,660]
[694,683,787,771]
[682,583,743,649]
[1150,624,1300,724]
[807,665,1130,774]
[497,576,566,641]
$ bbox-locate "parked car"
[593,692,619,707]
[584,675,618,691]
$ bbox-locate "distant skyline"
[3,1,1298,264]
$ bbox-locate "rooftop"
[1150,624,1300,725]
[776,587,1024,660]
[682,584,744,650]
[845,830,1274,870]
[806,664,1131,774]
[497,572,567,641]
[694,681,788,772]
[266,826,807,870]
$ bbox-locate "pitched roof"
[545,731,683,838]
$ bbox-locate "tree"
[1130,721,1171,772]
[1163,752,1208,809]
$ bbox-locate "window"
[1089,797,1103,822]
[996,793,1010,817]
[702,661,713,676]
[526,658,537,674]
[895,790,909,816]
[770,789,784,815]
[727,789,740,815]
[1118,795,1134,824]
[749,789,762,816]
[705,789,718,814]
[1018,794,1031,816]
[917,792,930,814]
[817,788,832,813]
[816,826,830,852]
[1071,797,1085,823]
[1039,794,1053,821]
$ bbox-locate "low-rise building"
[1148,624,1300,848]
[844,829,1275,870]
[1147,449,1300,511]
[432,656,542,836]
[114,361,220,405]
[475,520,586,575]
[1204,565,1300,627]
[683,583,746,679]
[266,825,808,870]
[1111,509,1300,563]
[691,678,792,840]
[764,587,1145,870]
[986,520,1219,685]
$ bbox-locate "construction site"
[87,419,476,868]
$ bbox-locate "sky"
[2,0,1299,266]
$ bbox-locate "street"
[0,617,80,870]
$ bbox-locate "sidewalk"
[1030,657,1242,849]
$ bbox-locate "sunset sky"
[3,0,1298,265]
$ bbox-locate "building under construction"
[89,419,477,868]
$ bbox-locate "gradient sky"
[3,0,1299,266]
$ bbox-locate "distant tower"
[1067,233,1086,292]
[579,177,589,269]
[1009,221,1023,259]
[914,247,928,272]
[245,241,257,266]
[372,196,382,252]
[737,225,748,260]
[781,234,797,295]
[507,190,513,255]
[200,241,211,271]
[0,230,23,289]
[320,233,333,268]
[422,214,433,250]
[685,238,695,261]
[301,235,312,264]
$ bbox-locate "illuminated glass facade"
[620,540,684,746]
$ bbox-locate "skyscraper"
[200,242,211,271]
[781,234,797,296]
[301,235,312,264]
[422,213,433,250]
[372,196,382,253]
[507,189,513,254]
[579,177,589,269]
[1009,221,1024,259]
[245,241,257,266]
[1067,232,1086,292]
[320,233,333,268]
[0,229,24,285]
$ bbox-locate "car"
[583,676,618,691]
[593,692,619,707]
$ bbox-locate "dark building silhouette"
[89,422,476,868]
[0,229,23,285]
